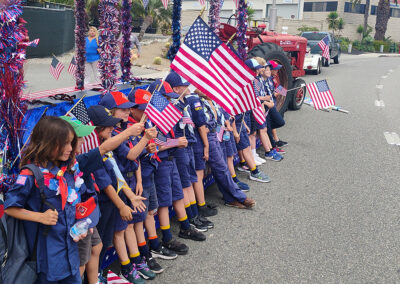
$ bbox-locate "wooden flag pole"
[65,94,87,116]
[199,6,206,17]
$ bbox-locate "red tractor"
[219,23,308,115]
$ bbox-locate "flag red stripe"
[145,106,170,134]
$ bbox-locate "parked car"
[300,32,341,66]
[303,52,322,75]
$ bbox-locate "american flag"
[306,80,335,110]
[161,0,168,9]
[318,36,330,61]
[234,0,239,8]
[199,0,205,6]
[68,56,77,78]
[154,137,180,147]
[50,55,64,80]
[182,116,194,126]
[20,38,40,48]
[144,92,182,135]
[68,100,100,153]
[276,85,287,97]
[107,271,130,284]
[217,126,224,142]
[170,17,255,115]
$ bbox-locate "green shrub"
[352,40,361,50]
[373,40,390,52]
[297,25,319,35]
[153,57,162,65]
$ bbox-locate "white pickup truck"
[303,49,322,75]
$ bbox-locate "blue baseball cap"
[267,60,282,70]
[99,91,135,109]
[128,88,152,110]
[165,70,190,88]
[87,105,122,127]
[148,79,180,99]
[245,58,264,70]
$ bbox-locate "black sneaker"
[198,215,214,229]
[198,205,218,217]
[162,238,189,255]
[189,216,208,232]
[178,225,206,241]
[276,140,288,147]
[146,256,165,274]
[150,245,178,260]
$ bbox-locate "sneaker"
[162,238,189,255]
[146,256,165,274]
[120,264,145,284]
[236,180,250,192]
[224,201,246,209]
[237,164,250,172]
[276,140,288,147]
[178,225,206,241]
[255,155,267,163]
[242,198,256,208]
[150,245,178,260]
[136,258,156,280]
[254,158,262,166]
[198,205,218,217]
[273,147,285,154]
[189,216,208,232]
[198,215,214,229]
[265,149,283,162]
[249,171,271,183]
[206,202,218,209]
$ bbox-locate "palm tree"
[326,11,339,35]
[131,0,172,41]
[363,0,370,33]
[337,18,345,36]
[374,0,391,40]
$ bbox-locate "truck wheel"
[248,43,293,116]
[313,60,321,75]
[288,78,306,110]
[333,55,339,64]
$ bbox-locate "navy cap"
[165,70,190,88]
[245,58,264,70]
[99,91,135,109]
[148,79,180,99]
[75,196,100,229]
[267,60,282,70]
[88,105,122,127]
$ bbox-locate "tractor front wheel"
[288,78,306,110]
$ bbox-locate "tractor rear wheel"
[288,78,306,110]
[248,43,293,116]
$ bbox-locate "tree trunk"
[374,0,390,40]
[138,15,153,42]
[363,0,370,33]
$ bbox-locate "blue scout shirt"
[172,99,196,144]
[93,157,116,202]
[185,94,207,134]
[200,97,220,132]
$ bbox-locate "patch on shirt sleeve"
[194,102,201,108]
[15,175,27,185]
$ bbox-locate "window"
[344,2,366,14]
[370,5,377,15]
[303,1,338,12]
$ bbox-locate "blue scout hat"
[75,196,99,229]
[165,70,190,88]
[87,105,122,127]
[128,88,152,110]
[148,79,180,99]
[99,91,135,109]
[245,58,264,70]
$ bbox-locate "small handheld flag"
[50,55,64,80]
[20,38,40,48]
[306,80,335,110]
[275,85,287,97]
[68,57,77,78]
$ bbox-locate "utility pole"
[269,0,277,31]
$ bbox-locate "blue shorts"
[193,140,206,171]
[224,134,237,157]
[235,121,250,151]
[131,176,158,223]
[174,146,198,188]
[97,199,116,247]
[154,159,184,207]
[250,111,266,132]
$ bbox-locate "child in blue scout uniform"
[195,89,256,209]
[167,71,218,218]
[4,117,100,284]
[164,73,215,231]
[99,92,158,282]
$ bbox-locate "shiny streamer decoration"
[74,0,86,89]
[167,0,181,60]
[237,0,248,60]
[0,0,28,192]
[120,0,132,82]
[98,0,120,91]
[208,0,221,35]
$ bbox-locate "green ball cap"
[60,116,95,138]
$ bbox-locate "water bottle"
[223,131,231,141]
[70,218,92,241]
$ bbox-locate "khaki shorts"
[78,226,102,266]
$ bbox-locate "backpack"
[0,164,56,284]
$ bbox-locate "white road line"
[384,132,400,145]
[381,75,388,79]
[375,100,385,107]
[388,69,393,73]
[376,85,384,89]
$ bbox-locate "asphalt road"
[150,54,400,283]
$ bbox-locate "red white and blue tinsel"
[120,0,132,82]
[0,0,28,193]
[98,0,120,91]
[236,0,248,60]
[167,0,181,61]
[74,0,86,89]
[208,0,221,35]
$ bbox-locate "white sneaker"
[255,156,266,164]
[254,159,262,166]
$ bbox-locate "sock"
[252,149,257,157]
[198,202,206,208]
[178,216,191,230]
[232,174,239,183]
[120,260,131,273]
[130,252,141,265]
[239,160,246,166]
[148,235,161,251]
[161,225,173,243]
[138,241,149,258]
[185,203,194,219]
[190,201,199,217]
[250,166,259,174]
